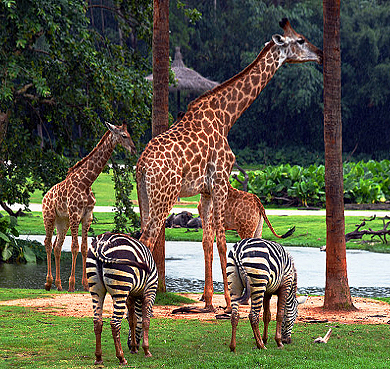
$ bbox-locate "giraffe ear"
[104,121,117,133]
[272,34,286,46]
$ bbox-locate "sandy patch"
[1,293,389,325]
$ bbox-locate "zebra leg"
[126,296,139,354]
[87,263,106,365]
[275,285,289,348]
[262,294,272,345]
[249,304,266,350]
[93,318,103,365]
[141,292,156,357]
[110,296,128,365]
[229,303,240,352]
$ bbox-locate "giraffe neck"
[189,41,283,134]
[67,131,115,187]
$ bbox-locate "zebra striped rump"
[227,238,298,351]
[86,232,158,364]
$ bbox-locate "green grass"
[0,292,389,368]
[9,170,390,252]
[11,210,390,252]
[29,171,200,207]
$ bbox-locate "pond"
[1,238,390,297]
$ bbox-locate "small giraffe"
[136,18,322,311]
[213,184,295,240]
[42,122,135,292]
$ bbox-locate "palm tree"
[151,0,170,292]
[323,0,355,310]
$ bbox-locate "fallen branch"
[314,328,332,343]
[345,215,390,243]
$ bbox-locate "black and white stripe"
[227,238,298,351]
[86,232,158,365]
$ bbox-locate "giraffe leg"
[80,210,93,291]
[68,213,81,292]
[253,215,264,238]
[43,221,55,291]
[212,184,231,312]
[199,194,215,311]
[53,217,69,291]
[215,226,231,312]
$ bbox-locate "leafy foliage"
[169,0,390,157]
[0,0,152,232]
[231,160,390,207]
[0,214,37,263]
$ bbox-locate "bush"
[0,214,38,263]
[231,160,390,207]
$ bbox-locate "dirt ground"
[1,293,389,325]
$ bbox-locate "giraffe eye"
[297,38,305,45]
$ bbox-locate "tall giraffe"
[136,18,322,311]
[42,122,135,292]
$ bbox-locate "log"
[345,215,390,243]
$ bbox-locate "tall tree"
[0,0,152,232]
[323,0,355,310]
[151,0,170,292]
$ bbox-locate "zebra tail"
[235,255,251,305]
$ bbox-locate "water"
[1,241,390,297]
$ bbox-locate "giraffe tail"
[254,196,295,239]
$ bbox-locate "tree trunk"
[152,0,170,292]
[323,0,355,310]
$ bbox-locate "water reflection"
[1,241,390,297]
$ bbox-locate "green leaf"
[23,246,37,263]
[2,244,12,261]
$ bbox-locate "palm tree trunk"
[152,0,170,292]
[323,0,355,310]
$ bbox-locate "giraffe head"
[105,121,136,154]
[271,18,323,65]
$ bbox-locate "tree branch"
[345,215,390,243]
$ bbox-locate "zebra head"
[281,269,300,344]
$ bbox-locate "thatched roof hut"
[146,47,219,111]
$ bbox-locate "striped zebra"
[227,238,300,352]
[86,232,158,365]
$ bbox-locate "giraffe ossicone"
[136,18,322,311]
[42,122,135,292]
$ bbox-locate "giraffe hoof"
[203,305,216,313]
[224,306,232,314]
[44,283,52,291]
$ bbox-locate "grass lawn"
[0,288,389,368]
[11,210,390,252]
[7,170,390,252]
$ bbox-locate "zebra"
[86,232,158,365]
[227,238,300,352]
